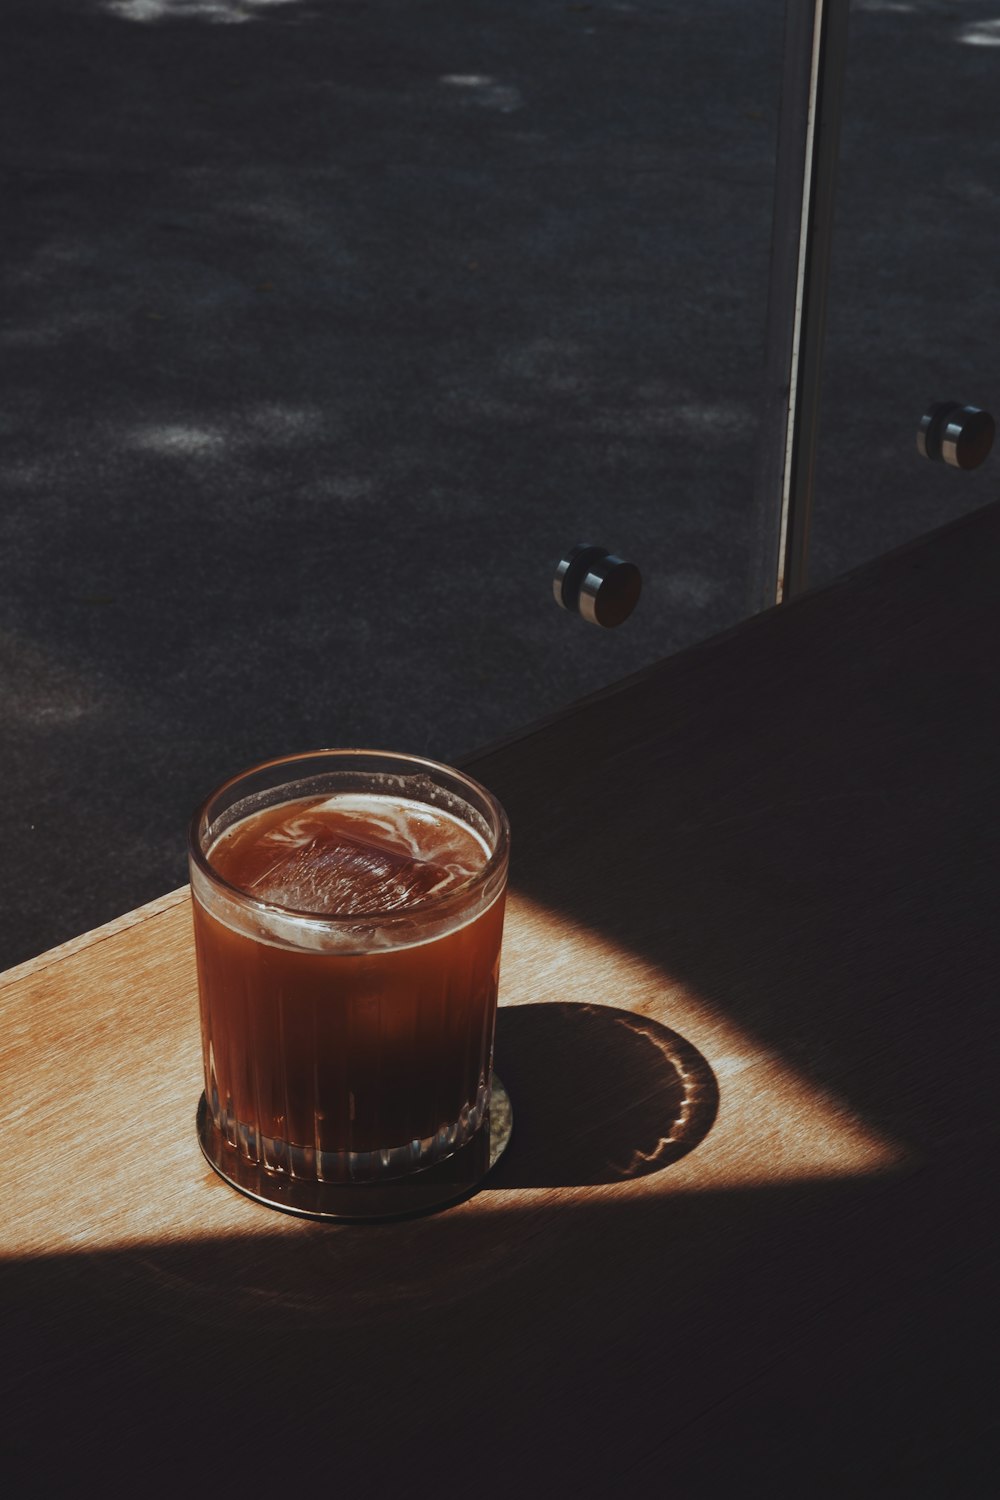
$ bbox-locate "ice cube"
[213,793,489,916]
[245,828,452,914]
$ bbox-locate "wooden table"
[3,504,997,1492]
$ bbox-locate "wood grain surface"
[3,504,998,1494]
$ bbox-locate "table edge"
[0,885,191,991]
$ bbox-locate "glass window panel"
[811,0,1000,585]
[0,0,784,961]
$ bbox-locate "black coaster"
[196,1077,513,1221]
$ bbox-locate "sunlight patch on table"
[499,892,906,1194]
[0,886,906,1262]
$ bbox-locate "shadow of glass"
[489,1001,718,1188]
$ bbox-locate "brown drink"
[189,752,510,1205]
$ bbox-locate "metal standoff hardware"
[917,402,995,470]
[553,545,642,628]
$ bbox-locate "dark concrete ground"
[2,0,999,966]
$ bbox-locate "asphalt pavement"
[2,0,999,964]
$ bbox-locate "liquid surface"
[209,793,490,916]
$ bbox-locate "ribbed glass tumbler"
[189,750,512,1220]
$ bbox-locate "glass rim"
[188,747,510,927]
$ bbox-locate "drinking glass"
[189,749,511,1219]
